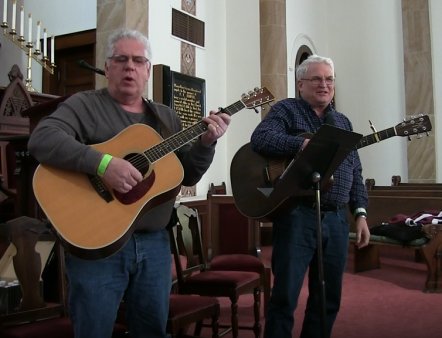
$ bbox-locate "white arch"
[287,34,317,96]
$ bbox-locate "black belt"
[298,200,346,212]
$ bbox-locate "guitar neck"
[357,126,396,149]
[144,99,245,162]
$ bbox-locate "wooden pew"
[366,178,442,192]
[391,175,442,188]
[349,193,442,293]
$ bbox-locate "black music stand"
[272,124,362,338]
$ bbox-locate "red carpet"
[201,245,442,338]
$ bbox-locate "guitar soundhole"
[126,153,150,176]
[113,152,154,205]
[114,172,156,205]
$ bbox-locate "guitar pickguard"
[114,171,156,205]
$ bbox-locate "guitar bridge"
[88,175,114,203]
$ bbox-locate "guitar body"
[33,124,183,259]
[31,87,276,259]
[230,143,300,221]
[231,115,432,221]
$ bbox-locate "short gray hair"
[296,54,334,80]
[105,28,152,62]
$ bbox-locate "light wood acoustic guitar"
[32,87,275,259]
[230,114,432,221]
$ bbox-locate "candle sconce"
[2,1,56,92]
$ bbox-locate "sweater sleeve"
[28,92,104,175]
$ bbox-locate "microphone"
[77,59,105,76]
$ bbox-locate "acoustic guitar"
[32,87,275,259]
[230,115,432,221]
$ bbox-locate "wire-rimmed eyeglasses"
[108,54,150,66]
[301,76,335,86]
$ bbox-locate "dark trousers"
[264,205,349,338]
[66,229,172,338]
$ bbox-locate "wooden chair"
[0,216,73,338]
[167,294,220,338]
[169,204,261,338]
[205,194,271,314]
[205,185,271,312]
[207,182,226,196]
[168,252,221,338]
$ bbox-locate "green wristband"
[97,154,113,177]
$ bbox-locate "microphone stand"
[312,171,327,338]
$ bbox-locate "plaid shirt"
[250,97,368,213]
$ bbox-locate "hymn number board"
[152,64,206,131]
[170,71,206,129]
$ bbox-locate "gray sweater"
[28,88,215,232]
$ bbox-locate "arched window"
[294,45,312,98]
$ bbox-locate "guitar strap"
[143,98,172,138]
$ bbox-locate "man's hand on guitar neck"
[200,111,231,146]
[102,157,143,193]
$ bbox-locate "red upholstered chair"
[168,294,220,338]
[0,317,74,338]
[168,254,221,338]
[170,205,261,338]
[208,252,271,314]
[207,195,271,313]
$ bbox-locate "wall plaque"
[153,64,206,129]
[171,71,205,129]
[152,64,206,198]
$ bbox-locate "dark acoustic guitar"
[230,115,432,221]
[32,87,275,259]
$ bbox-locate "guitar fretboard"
[357,127,396,149]
[144,99,245,163]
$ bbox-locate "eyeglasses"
[301,76,335,86]
[108,54,150,66]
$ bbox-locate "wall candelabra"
[1,0,56,91]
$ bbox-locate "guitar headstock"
[395,114,432,137]
[241,87,275,110]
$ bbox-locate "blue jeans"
[264,205,349,338]
[65,229,172,338]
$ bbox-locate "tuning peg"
[254,87,260,92]
[241,93,248,100]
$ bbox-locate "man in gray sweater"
[28,28,230,338]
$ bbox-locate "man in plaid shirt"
[251,55,370,338]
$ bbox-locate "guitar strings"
[123,100,246,171]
